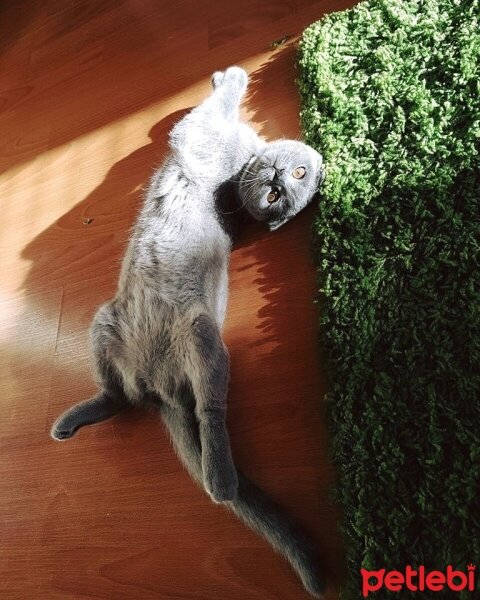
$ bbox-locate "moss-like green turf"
[298,1,480,597]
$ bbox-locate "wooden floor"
[0,1,356,599]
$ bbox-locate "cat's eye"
[292,166,306,179]
[267,190,279,204]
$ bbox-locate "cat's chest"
[177,207,230,270]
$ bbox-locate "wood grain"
[0,1,358,598]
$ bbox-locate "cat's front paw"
[211,66,248,95]
[211,70,224,89]
[223,66,248,94]
[204,464,239,503]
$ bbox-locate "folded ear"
[268,216,289,231]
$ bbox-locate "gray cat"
[51,66,325,597]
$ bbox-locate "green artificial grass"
[298,0,480,598]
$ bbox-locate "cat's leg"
[185,313,238,503]
[209,66,248,121]
[159,398,326,598]
[51,305,130,441]
[167,66,251,173]
[51,392,127,440]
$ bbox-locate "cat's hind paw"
[204,466,239,504]
[50,411,80,441]
[51,424,77,441]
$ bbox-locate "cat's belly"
[110,260,229,395]
[204,257,229,329]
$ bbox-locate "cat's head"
[238,140,325,231]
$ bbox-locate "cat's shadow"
[20,108,190,297]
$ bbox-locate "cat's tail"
[51,394,326,597]
[159,402,326,599]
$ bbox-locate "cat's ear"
[268,217,289,231]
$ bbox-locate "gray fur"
[51,67,325,597]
